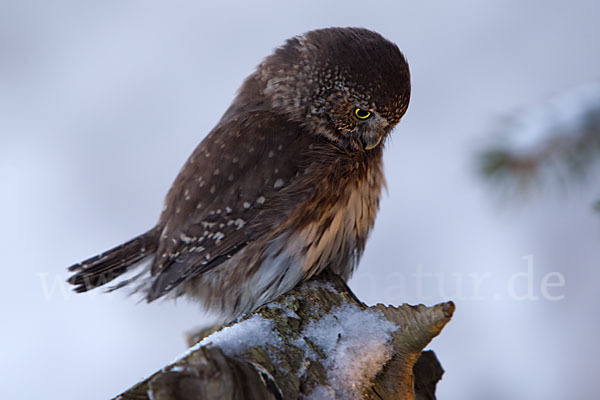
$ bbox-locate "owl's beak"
[362,133,383,150]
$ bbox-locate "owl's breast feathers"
[147,111,384,300]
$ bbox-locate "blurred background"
[1,1,599,398]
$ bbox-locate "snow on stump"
[114,271,454,400]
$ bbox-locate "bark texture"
[113,272,453,400]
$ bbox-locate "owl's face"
[256,27,411,151]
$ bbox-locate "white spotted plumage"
[67,27,410,323]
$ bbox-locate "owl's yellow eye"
[354,107,372,120]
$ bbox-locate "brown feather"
[66,27,410,321]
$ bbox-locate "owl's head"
[250,27,411,151]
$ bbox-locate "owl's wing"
[146,111,318,301]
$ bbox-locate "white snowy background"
[1,1,599,399]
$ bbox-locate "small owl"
[68,27,411,322]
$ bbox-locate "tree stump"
[113,272,454,400]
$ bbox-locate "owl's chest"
[291,159,384,279]
[239,155,384,310]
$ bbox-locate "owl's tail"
[67,227,161,293]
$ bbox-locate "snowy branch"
[113,272,454,400]
[477,82,600,198]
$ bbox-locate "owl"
[68,27,411,322]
